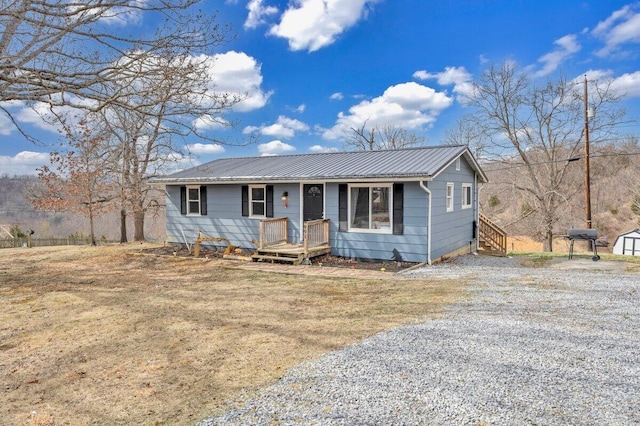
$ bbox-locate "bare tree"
[0,0,233,141]
[94,51,244,242]
[32,120,116,245]
[466,61,625,251]
[345,120,425,151]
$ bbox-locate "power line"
[483,151,640,172]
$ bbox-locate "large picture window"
[349,184,392,232]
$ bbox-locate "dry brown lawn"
[0,244,462,425]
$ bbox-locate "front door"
[303,184,324,221]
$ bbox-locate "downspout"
[419,181,432,265]
[476,173,484,253]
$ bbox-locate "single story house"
[612,229,640,256]
[151,145,490,264]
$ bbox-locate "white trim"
[347,183,393,234]
[462,183,472,209]
[186,184,201,215]
[446,182,454,212]
[248,184,266,218]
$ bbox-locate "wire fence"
[0,237,117,249]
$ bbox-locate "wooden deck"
[252,242,331,265]
[252,218,331,265]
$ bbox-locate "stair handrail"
[479,213,507,254]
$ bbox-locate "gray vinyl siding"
[429,158,477,260]
[165,183,302,249]
[326,182,428,263]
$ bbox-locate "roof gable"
[152,145,488,184]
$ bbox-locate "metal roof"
[152,145,488,184]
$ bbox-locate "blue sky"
[1,0,640,175]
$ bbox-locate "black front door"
[303,184,324,221]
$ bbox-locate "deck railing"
[479,213,507,255]
[303,219,330,252]
[259,217,288,248]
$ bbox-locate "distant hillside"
[479,141,640,247]
[0,175,165,241]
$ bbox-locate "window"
[242,185,274,218]
[250,185,265,217]
[462,183,472,209]
[180,185,207,216]
[456,157,461,171]
[446,183,454,212]
[349,184,392,232]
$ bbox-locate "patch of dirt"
[0,243,459,425]
[142,244,418,271]
[310,254,417,271]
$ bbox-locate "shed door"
[623,236,640,256]
[303,184,324,221]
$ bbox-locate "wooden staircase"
[478,213,507,256]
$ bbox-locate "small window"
[348,184,392,233]
[250,185,266,217]
[181,185,207,216]
[446,183,454,212]
[462,183,472,209]
[456,157,461,171]
[187,187,201,215]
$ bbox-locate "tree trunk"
[120,208,128,243]
[89,207,97,246]
[133,207,145,241]
[542,214,554,252]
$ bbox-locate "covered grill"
[567,228,600,261]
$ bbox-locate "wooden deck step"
[252,254,303,264]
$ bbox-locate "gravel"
[199,255,640,425]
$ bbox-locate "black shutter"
[393,183,404,235]
[241,186,249,217]
[266,185,274,218]
[200,186,207,216]
[338,184,348,232]
[180,186,187,215]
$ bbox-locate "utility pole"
[583,74,592,230]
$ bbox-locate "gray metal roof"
[152,145,488,184]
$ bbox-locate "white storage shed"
[612,229,640,256]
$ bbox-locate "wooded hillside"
[0,175,164,241]
[480,140,640,246]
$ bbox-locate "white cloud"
[309,144,339,153]
[257,140,296,156]
[413,66,475,103]
[593,4,640,57]
[206,51,272,112]
[531,34,581,77]
[295,103,306,113]
[330,92,344,100]
[243,115,309,138]
[185,143,226,155]
[67,2,145,27]
[323,81,453,140]
[611,70,640,98]
[268,0,379,52]
[245,0,278,29]
[0,151,50,176]
[192,115,230,131]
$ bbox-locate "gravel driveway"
[200,255,640,425]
